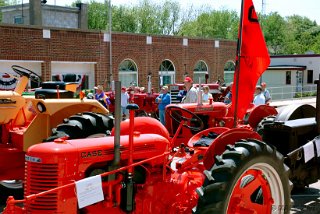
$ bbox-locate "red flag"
[231,0,270,120]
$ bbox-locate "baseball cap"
[256,85,262,90]
[121,86,126,90]
[94,85,103,90]
[184,77,193,83]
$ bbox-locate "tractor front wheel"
[195,139,292,214]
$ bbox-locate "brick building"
[0,0,237,91]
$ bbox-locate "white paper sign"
[315,138,320,157]
[303,141,315,163]
[75,175,104,209]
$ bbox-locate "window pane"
[160,60,174,71]
[307,70,313,84]
[193,73,206,84]
[119,73,137,87]
[286,71,291,85]
[194,61,208,72]
[224,72,234,84]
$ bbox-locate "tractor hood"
[26,134,169,172]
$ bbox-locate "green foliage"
[87,0,108,30]
[294,91,316,98]
[261,12,286,54]
[178,9,239,40]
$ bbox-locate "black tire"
[256,115,276,137]
[194,139,292,214]
[45,112,114,141]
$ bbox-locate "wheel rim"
[227,163,284,214]
[0,180,23,189]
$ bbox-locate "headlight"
[37,102,46,113]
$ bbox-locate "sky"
[43,0,320,24]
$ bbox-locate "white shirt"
[183,87,198,103]
[121,92,129,107]
[202,92,213,102]
[254,93,265,106]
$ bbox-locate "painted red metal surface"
[227,169,273,214]
[203,128,262,170]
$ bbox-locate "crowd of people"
[90,77,272,124]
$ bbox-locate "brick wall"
[0,24,237,91]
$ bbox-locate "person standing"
[182,77,198,103]
[202,85,213,103]
[224,82,233,104]
[94,85,110,109]
[253,85,265,105]
[121,87,130,120]
[155,86,171,125]
[261,82,271,104]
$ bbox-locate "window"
[119,59,138,87]
[193,60,208,84]
[286,71,291,85]
[307,70,313,84]
[224,61,235,84]
[14,15,24,24]
[159,60,175,86]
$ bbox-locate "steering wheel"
[11,65,41,83]
[166,105,204,132]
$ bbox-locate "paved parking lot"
[1,182,320,213]
[291,182,320,214]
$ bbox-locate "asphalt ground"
[1,185,320,213]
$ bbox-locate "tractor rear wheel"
[194,139,292,214]
[45,112,114,141]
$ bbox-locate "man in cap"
[182,76,198,103]
[94,85,110,109]
[155,85,171,125]
[253,85,265,106]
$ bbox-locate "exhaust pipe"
[113,81,121,166]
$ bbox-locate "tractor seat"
[35,81,77,99]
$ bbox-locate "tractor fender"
[203,128,262,170]
[276,103,316,121]
[247,104,278,129]
[111,117,170,141]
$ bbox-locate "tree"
[177,9,239,40]
[87,0,108,30]
[261,12,286,54]
[283,15,318,54]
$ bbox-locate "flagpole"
[233,0,245,127]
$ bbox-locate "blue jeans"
[121,106,128,117]
[159,109,165,125]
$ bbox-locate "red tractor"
[3,96,293,213]
[5,1,317,212]
[106,90,160,118]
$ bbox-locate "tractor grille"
[25,162,59,212]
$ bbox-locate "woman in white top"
[202,85,213,103]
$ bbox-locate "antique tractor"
[0,65,114,203]
[3,81,293,214]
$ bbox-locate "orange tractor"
[0,65,114,202]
